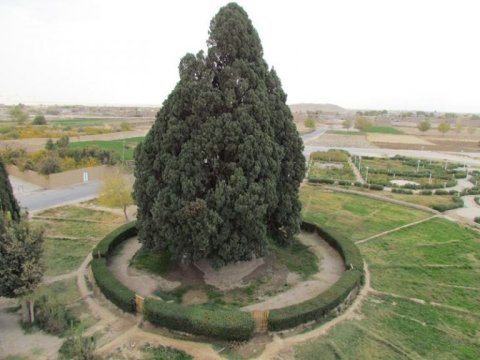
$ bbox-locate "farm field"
[300,185,430,241]
[32,205,124,276]
[293,187,480,360]
[364,126,404,134]
[50,117,130,127]
[308,150,356,181]
[68,137,144,161]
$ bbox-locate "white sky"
[0,0,479,112]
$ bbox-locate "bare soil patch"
[367,133,433,145]
[243,232,344,311]
[307,133,376,148]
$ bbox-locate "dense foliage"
[0,158,21,221]
[134,3,305,265]
[0,216,44,298]
[0,138,118,175]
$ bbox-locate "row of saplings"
[90,221,364,341]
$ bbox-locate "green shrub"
[59,333,97,360]
[92,221,137,258]
[392,188,413,194]
[268,270,362,331]
[431,196,464,212]
[34,295,78,336]
[368,184,384,191]
[420,190,433,195]
[144,299,255,341]
[91,258,136,313]
[308,178,335,184]
[435,189,449,195]
[353,181,364,187]
[144,345,192,360]
[338,180,352,186]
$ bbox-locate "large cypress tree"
[0,157,21,222]
[134,3,305,265]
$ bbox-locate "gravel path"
[243,232,344,311]
[108,237,180,297]
[0,298,63,359]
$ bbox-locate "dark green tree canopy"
[134,3,305,265]
[0,158,21,222]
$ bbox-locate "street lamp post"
[365,166,369,183]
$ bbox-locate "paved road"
[16,180,101,212]
[301,128,328,143]
[303,145,480,168]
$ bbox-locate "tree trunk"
[21,300,29,323]
[29,299,35,323]
[123,205,129,222]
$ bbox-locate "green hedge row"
[301,222,363,273]
[90,258,136,313]
[144,299,255,341]
[431,196,464,212]
[392,188,414,194]
[308,178,335,184]
[92,221,137,258]
[268,269,362,331]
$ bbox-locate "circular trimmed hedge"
[90,220,364,339]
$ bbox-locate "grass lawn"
[32,206,124,276]
[69,137,144,161]
[293,190,480,359]
[300,185,430,241]
[364,126,404,134]
[50,118,127,127]
[360,218,480,311]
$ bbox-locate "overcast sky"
[1,0,479,112]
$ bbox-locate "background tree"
[9,104,29,124]
[0,158,21,221]
[355,116,372,131]
[342,119,352,129]
[0,216,44,323]
[32,114,47,125]
[417,120,431,133]
[134,3,305,265]
[303,118,316,129]
[98,174,133,221]
[438,121,451,135]
[455,122,463,134]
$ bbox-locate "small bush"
[368,184,384,191]
[338,180,352,186]
[431,196,464,212]
[92,221,137,257]
[35,295,78,336]
[143,345,192,360]
[354,181,364,187]
[420,190,433,195]
[144,299,255,341]
[91,258,136,313]
[32,114,47,125]
[435,189,449,195]
[474,217,480,224]
[59,333,97,360]
[392,188,413,194]
[309,178,335,184]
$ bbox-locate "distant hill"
[289,103,347,114]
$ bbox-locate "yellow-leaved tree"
[98,174,134,221]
